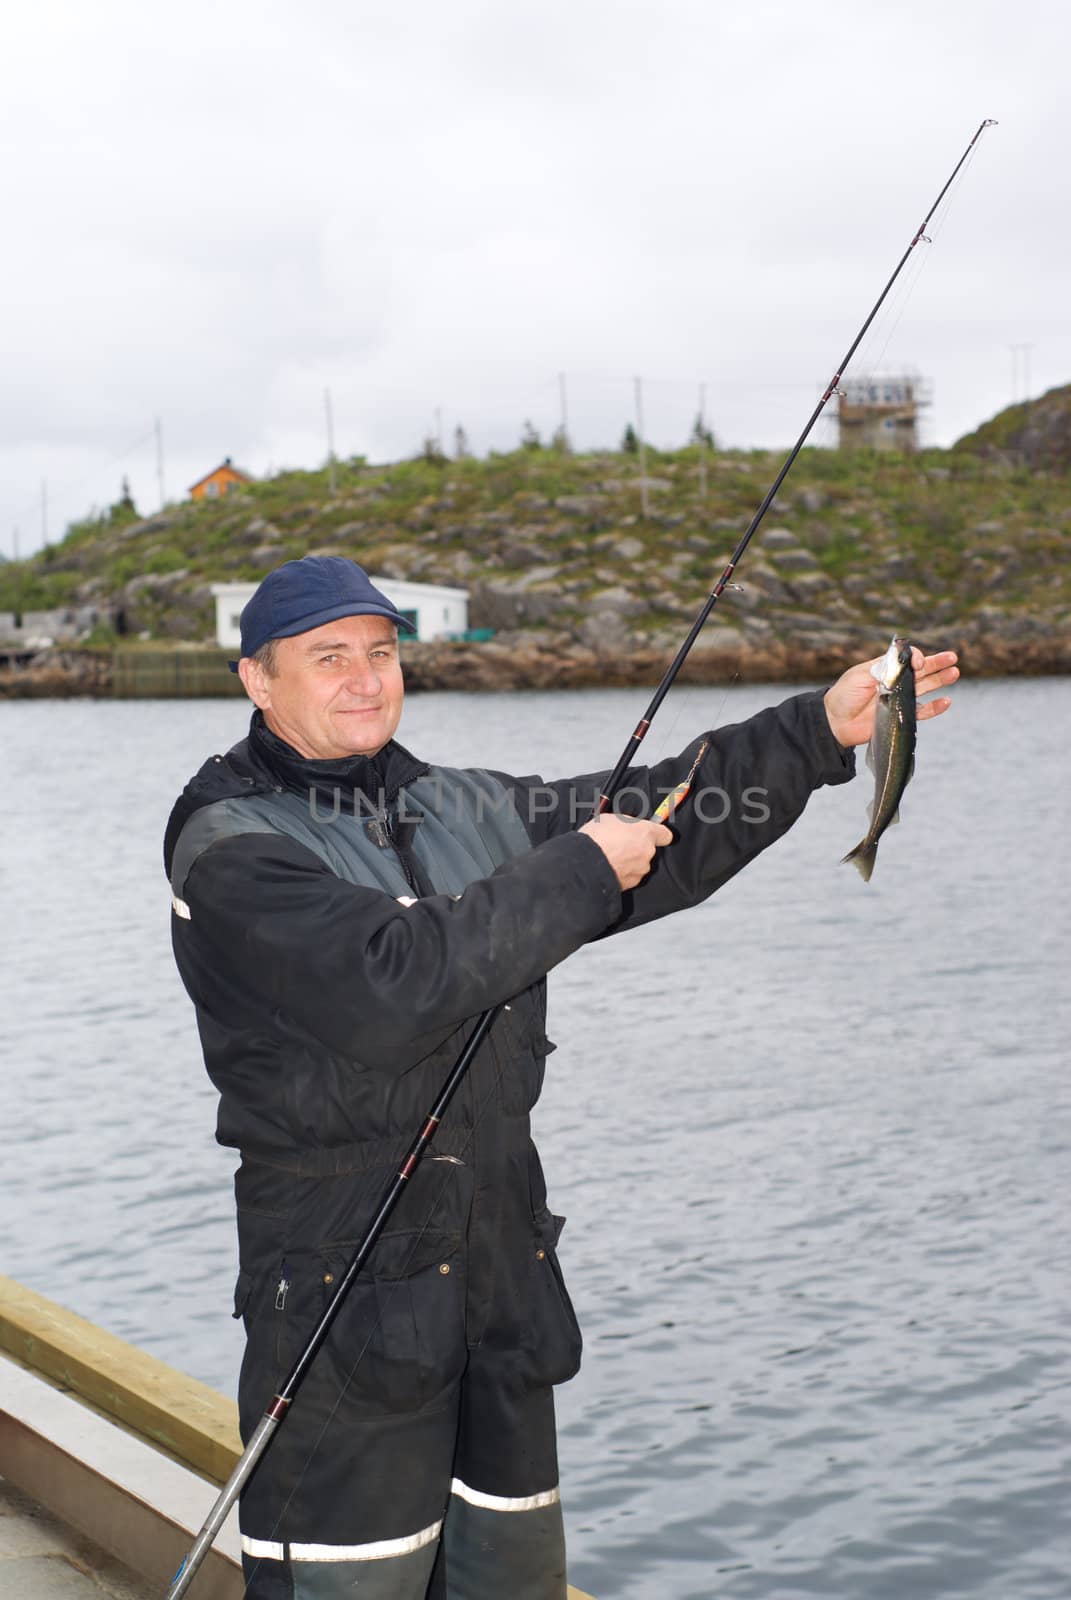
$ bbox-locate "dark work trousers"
[238,1346,568,1600]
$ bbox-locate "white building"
[211,577,469,650]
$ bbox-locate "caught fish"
[843,636,917,882]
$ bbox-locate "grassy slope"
[2,438,1069,647]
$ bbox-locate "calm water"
[2,678,1068,1599]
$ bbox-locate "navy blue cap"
[230,556,416,671]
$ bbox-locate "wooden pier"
[109,649,245,699]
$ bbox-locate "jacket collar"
[248,712,429,812]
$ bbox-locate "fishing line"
[642,675,719,777]
[850,137,986,386]
[851,244,931,380]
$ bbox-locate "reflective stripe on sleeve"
[241,1518,443,1562]
[449,1478,560,1513]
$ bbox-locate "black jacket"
[165,694,852,1397]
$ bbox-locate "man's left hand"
[824,647,960,749]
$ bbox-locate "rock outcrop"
[954,384,1071,471]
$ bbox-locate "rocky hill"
[955,383,1071,473]
[2,421,1070,689]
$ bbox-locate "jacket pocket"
[233,1266,290,1440]
[273,1233,468,1416]
[523,1208,583,1389]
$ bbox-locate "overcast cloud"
[1,0,1065,553]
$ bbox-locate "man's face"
[239,613,405,760]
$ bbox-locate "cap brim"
[270,602,417,639]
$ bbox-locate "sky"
[1,0,1066,556]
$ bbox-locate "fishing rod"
[166,117,995,1599]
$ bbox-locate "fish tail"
[842,840,878,882]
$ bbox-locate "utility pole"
[324,388,337,495]
[697,381,708,502]
[558,371,569,444]
[634,376,649,519]
[155,416,166,509]
[11,526,21,628]
[434,406,443,454]
[1010,342,1034,404]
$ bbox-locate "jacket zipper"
[381,806,436,897]
[372,809,418,894]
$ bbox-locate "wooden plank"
[0,1275,240,1484]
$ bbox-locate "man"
[165,555,958,1599]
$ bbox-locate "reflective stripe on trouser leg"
[437,1361,567,1600]
[240,1524,442,1600]
[442,1479,566,1600]
[236,1380,459,1600]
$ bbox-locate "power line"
[9,425,157,533]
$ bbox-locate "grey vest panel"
[170,799,282,900]
[171,766,531,901]
[406,769,530,895]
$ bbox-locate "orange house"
[188,457,254,501]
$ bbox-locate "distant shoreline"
[2,630,1068,699]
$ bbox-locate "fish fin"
[842,840,877,882]
[865,740,876,774]
[887,807,900,828]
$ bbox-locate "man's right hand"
[579,813,673,891]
